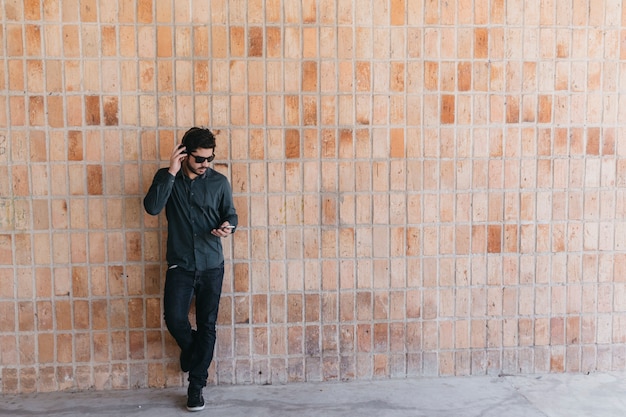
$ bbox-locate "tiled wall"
[2,0,626,394]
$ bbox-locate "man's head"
[181,127,216,178]
[181,127,216,153]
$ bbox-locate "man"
[144,127,237,412]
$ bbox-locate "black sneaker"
[186,385,205,412]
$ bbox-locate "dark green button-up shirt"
[144,167,238,271]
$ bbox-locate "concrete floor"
[2,372,626,416]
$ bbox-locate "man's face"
[185,147,215,177]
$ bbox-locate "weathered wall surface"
[2,0,626,393]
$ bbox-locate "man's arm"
[211,180,238,237]
[144,144,187,215]
[143,169,175,215]
[220,180,238,228]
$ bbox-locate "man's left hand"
[211,222,234,237]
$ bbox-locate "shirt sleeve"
[143,168,176,215]
[220,180,238,229]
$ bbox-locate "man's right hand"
[168,144,187,176]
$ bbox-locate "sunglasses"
[189,153,215,163]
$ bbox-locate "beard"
[185,159,207,177]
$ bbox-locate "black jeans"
[163,264,224,388]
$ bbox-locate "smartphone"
[178,144,187,154]
[222,225,235,229]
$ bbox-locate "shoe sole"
[186,404,205,412]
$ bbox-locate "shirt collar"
[178,168,210,181]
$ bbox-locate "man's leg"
[163,267,196,371]
[188,264,224,389]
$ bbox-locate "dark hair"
[181,127,216,153]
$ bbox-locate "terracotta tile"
[35,366,62,393]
